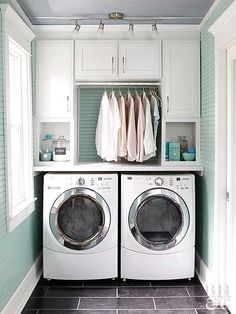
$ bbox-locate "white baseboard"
[2,251,43,314]
[195,251,215,298]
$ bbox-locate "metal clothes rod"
[76,82,160,87]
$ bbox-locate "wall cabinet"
[74,40,161,81]
[36,40,74,118]
[162,40,200,117]
[118,40,161,79]
[75,40,117,80]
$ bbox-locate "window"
[5,37,35,232]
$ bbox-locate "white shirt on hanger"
[95,91,114,160]
[142,92,157,160]
[117,94,127,158]
[150,94,160,143]
[126,92,137,161]
[107,91,121,161]
[134,94,145,162]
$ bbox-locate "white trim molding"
[2,252,42,314]
[208,0,236,308]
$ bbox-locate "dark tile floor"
[22,277,230,314]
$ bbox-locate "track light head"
[72,20,81,38]
[152,22,159,38]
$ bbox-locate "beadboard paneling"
[0,3,43,312]
[197,0,234,268]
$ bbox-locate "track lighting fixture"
[152,21,159,37]
[98,20,104,31]
[72,20,81,38]
[128,21,134,38]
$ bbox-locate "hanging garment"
[142,92,157,160]
[126,92,137,161]
[106,91,121,161]
[117,94,127,157]
[134,95,145,162]
[150,94,160,144]
[95,91,114,160]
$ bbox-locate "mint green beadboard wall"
[0,1,43,312]
[196,0,233,268]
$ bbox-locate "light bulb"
[72,22,81,39]
[128,21,134,38]
[152,22,159,38]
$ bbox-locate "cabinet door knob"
[112,56,115,73]
[67,96,70,113]
[122,57,125,74]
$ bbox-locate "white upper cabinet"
[163,40,200,117]
[118,40,161,80]
[36,40,73,118]
[74,40,161,81]
[75,40,117,80]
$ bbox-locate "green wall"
[0,2,43,312]
[196,0,233,268]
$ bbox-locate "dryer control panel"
[125,174,194,192]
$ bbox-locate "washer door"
[129,188,190,251]
[50,188,110,250]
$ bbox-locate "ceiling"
[16,0,215,25]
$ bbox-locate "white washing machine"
[121,173,195,280]
[43,173,118,280]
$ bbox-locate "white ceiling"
[16,0,215,25]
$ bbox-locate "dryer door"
[49,188,110,250]
[129,188,190,250]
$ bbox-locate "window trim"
[2,5,36,232]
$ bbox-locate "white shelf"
[33,161,204,175]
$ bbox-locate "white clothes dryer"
[43,173,118,280]
[121,174,195,280]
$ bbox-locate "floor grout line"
[116,286,118,298]
[185,286,191,296]
[153,297,157,309]
[43,286,49,297]
[77,297,81,309]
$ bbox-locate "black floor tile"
[119,279,150,286]
[45,287,116,298]
[151,276,200,287]
[31,286,48,297]
[21,310,38,314]
[83,279,119,287]
[154,296,208,309]
[196,310,228,313]
[118,287,188,297]
[24,297,79,310]
[38,277,84,287]
[38,311,116,314]
[118,311,196,314]
[186,285,207,296]
[79,297,155,309]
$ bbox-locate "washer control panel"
[75,176,114,190]
[77,177,85,186]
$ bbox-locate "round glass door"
[50,188,110,250]
[129,188,190,250]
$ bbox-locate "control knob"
[77,177,85,186]
[155,177,164,186]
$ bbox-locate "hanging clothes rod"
[76,82,160,87]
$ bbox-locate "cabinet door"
[36,40,73,118]
[118,40,161,79]
[75,40,117,80]
[163,41,199,117]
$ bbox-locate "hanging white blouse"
[117,94,127,158]
[150,94,160,143]
[134,95,145,162]
[95,91,113,160]
[126,92,137,161]
[142,92,157,160]
[107,91,121,161]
